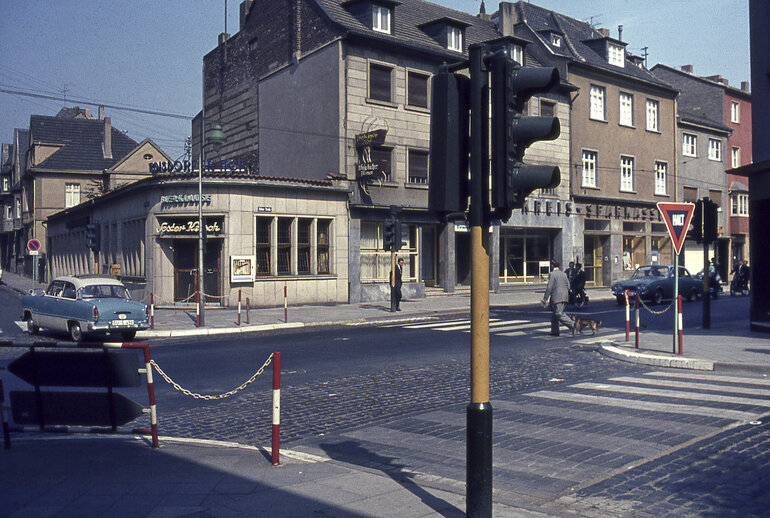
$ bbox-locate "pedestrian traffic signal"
[703,198,719,244]
[86,223,100,251]
[490,52,561,221]
[383,218,396,251]
[429,70,470,214]
[691,200,703,243]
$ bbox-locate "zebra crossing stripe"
[610,376,770,397]
[644,371,770,387]
[571,382,770,408]
[402,318,481,329]
[528,390,760,421]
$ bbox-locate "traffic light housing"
[703,198,719,244]
[691,200,703,243]
[383,218,396,252]
[429,71,470,214]
[86,223,100,251]
[490,53,561,221]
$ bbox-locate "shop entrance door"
[584,236,605,286]
[174,240,221,303]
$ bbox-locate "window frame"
[708,138,722,162]
[645,99,660,132]
[682,133,697,157]
[540,99,555,117]
[732,146,741,169]
[406,70,430,109]
[65,182,80,208]
[372,4,391,34]
[512,45,524,64]
[407,149,429,185]
[589,85,606,121]
[654,161,668,196]
[619,92,634,127]
[447,26,463,52]
[731,101,740,124]
[620,155,635,193]
[370,146,393,182]
[368,61,394,104]
[607,43,624,67]
[581,149,598,188]
[732,193,748,216]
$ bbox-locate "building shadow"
[319,439,464,517]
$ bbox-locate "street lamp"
[198,121,226,326]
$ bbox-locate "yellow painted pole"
[470,226,489,404]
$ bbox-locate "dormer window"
[447,26,463,51]
[551,34,561,47]
[372,5,391,34]
[512,45,524,65]
[608,43,624,67]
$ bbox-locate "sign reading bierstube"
[157,216,224,236]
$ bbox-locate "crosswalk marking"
[528,390,760,422]
[571,382,770,408]
[610,376,770,397]
[644,370,770,387]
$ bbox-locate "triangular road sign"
[657,202,695,255]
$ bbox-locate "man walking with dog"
[541,260,574,336]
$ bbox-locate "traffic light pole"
[466,43,492,518]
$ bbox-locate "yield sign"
[657,202,695,255]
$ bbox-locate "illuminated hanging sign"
[157,217,224,236]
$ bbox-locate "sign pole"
[673,251,679,353]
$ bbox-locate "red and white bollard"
[196,291,200,328]
[625,289,630,342]
[272,351,281,466]
[678,295,684,354]
[237,289,242,326]
[635,293,640,349]
[150,292,155,330]
[284,285,288,323]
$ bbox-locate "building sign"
[231,255,255,283]
[355,129,388,179]
[157,216,224,237]
[149,157,254,175]
[161,194,212,205]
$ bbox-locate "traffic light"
[691,200,703,243]
[383,218,396,251]
[429,70,470,214]
[703,198,719,244]
[490,52,561,221]
[86,223,100,251]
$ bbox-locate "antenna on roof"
[587,15,603,28]
[641,46,649,68]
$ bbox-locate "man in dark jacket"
[391,257,404,312]
[542,260,573,336]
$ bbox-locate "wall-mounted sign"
[355,129,388,181]
[161,194,212,205]
[149,157,255,175]
[157,217,224,237]
[231,255,255,283]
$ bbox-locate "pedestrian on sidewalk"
[391,257,404,312]
[541,260,573,336]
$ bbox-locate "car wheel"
[121,331,136,341]
[69,322,83,342]
[687,288,697,302]
[653,289,664,305]
[27,319,39,335]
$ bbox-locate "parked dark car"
[22,275,149,341]
[611,265,703,305]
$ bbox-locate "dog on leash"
[570,314,601,336]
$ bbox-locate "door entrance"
[584,236,606,286]
[174,240,221,303]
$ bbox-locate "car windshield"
[79,284,130,299]
[631,266,669,279]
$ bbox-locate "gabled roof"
[28,115,138,172]
[511,1,673,88]
[314,0,500,58]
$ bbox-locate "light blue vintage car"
[22,275,149,341]
[611,265,703,305]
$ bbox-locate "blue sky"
[0,0,750,160]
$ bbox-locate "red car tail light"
[93,306,99,322]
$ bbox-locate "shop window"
[651,236,672,265]
[298,219,312,274]
[317,220,330,274]
[623,235,646,271]
[255,217,271,275]
[360,221,417,283]
[277,218,292,275]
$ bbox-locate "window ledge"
[620,190,637,194]
[405,105,430,114]
[405,183,428,189]
[619,123,636,129]
[366,98,398,109]
[581,185,601,190]
[654,192,671,197]
[589,117,608,124]
[646,129,662,134]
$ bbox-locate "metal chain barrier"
[150,353,274,400]
[200,291,229,300]
[638,296,674,315]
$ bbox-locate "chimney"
[497,2,521,37]
[218,32,230,45]
[103,117,112,160]
[705,74,727,85]
[681,64,693,74]
[598,28,610,37]
[618,25,623,41]
[741,81,750,92]
[98,105,104,120]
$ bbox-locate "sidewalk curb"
[137,322,306,338]
[599,343,714,370]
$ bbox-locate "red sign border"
[656,202,695,255]
[27,239,41,252]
